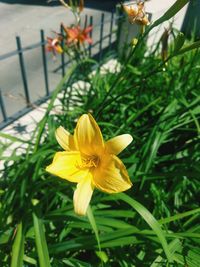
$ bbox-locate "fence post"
[0,90,7,122]
[40,29,49,96]
[115,4,124,54]
[109,12,114,51]
[60,24,65,77]
[99,13,105,61]
[16,36,30,106]
[89,16,93,57]
[84,14,88,28]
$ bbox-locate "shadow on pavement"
[0,0,118,11]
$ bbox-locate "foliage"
[0,0,200,266]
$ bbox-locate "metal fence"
[0,12,118,130]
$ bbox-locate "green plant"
[1,0,200,266]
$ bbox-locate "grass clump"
[0,2,200,266]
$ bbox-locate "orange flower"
[46,37,63,56]
[62,24,93,46]
[123,1,149,26]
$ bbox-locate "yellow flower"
[46,114,133,215]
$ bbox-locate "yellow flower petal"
[74,114,104,155]
[93,154,132,193]
[106,134,133,155]
[73,173,94,216]
[55,126,76,151]
[46,151,87,183]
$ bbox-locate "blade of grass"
[0,132,32,144]
[87,206,107,265]
[32,211,51,267]
[159,208,200,225]
[149,0,190,30]
[151,238,183,267]
[33,63,78,153]
[173,40,200,57]
[87,206,101,251]
[115,193,173,263]
[23,255,37,266]
[11,222,24,267]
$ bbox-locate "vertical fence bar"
[109,12,114,51]
[0,90,7,121]
[40,29,49,96]
[60,24,65,77]
[84,14,88,28]
[84,15,88,57]
[116,7,123,53]
[16,36,30,106]
[99,13,105,61]
[89,16,93,57]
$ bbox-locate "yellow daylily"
[46,114,133,216]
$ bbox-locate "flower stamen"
[77,155,100,170]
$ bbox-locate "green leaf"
[33,63,78,153]
[175,40,200,56]
[96,217,132,229]
[151,239,183,267]
[150,0,190,29]
[87,206,102,252]
[115,193,173,263]
[159,208,200,225]
[32,212,51,267]
[95,251,109,263]
[174,32,185,52]
[49,236,96,253]
[11,222,24,267]
[62,258,92,267]
[0,132,32,144]
[0,229,12,244]
[23,255,37,266]
[101,236,141,248]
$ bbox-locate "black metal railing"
[0,12,118,130]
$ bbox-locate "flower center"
[78,155,100,170]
